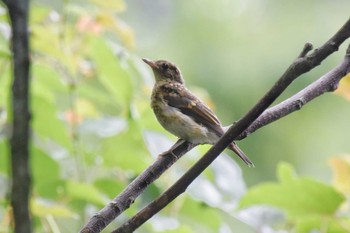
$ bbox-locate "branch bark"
[237,53,350,140]
[3,0,32,233]
[112,44,350,233]
[79,140,195,233]
[81,18,350,233]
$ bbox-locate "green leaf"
[162,226,194,233]
[277,161,297,183]
[30,6,50,24]
[0,63,10,107]
[88,36,133,113]
[31,25,61,59]
[31,148,59,183]
[179,197,221,231]
[0,40,11,59]
[78,78,119,114]
[32,96,71,149]
[32,63,66,103]
[239,162,345,218]
[66,180,106,206]
[0,140,7,174]
[36,180,66,200]
[32,198,77,218]
[32,147,61,198]
[101,121,148,172]
[296,215,350,233]
[89,0,126,12]
[94,178,125,199]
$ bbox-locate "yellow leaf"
[76,98,99,118]
[329,155,350,195]
[114,18,135,49]
[90,0,126,12]
[335,73,350,101]
[95,13,135,49]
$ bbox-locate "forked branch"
[80,18,350,233]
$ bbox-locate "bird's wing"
[160,83,224,136]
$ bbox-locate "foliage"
[0,0,350,233]
[0,0,151,231]
[336,73,350,101]
[239,161,350,232]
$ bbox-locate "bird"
[143,58,253,167]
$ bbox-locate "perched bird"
[143,58,253,167]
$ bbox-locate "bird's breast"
[151,91,218,144]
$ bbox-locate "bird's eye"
[161,63,169,70]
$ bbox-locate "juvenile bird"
[143,58,253,167]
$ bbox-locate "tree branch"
[79,140,196,233]
[3,0,32,233]
[111,29,350,233]
[81,18,350,233]
[237,50,350,139]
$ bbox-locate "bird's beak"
[142,58,157,69]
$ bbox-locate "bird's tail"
[228,143,254,167]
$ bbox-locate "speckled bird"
[143,58,253,167]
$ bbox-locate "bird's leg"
[158,139,186,159]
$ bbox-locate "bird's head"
[142,58,184,84]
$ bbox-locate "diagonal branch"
[237,51,350,140]
[113,35,350,233]
[79,140,196,233]
[112,44,350,233]
[80,18,350,233]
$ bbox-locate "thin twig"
[298,42,313,58]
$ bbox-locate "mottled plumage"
[143,58,253,166]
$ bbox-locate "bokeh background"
[1,0,350,232]
[123,0,350,183]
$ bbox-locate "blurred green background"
[1,0,350,232]
[123,0,350,183]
